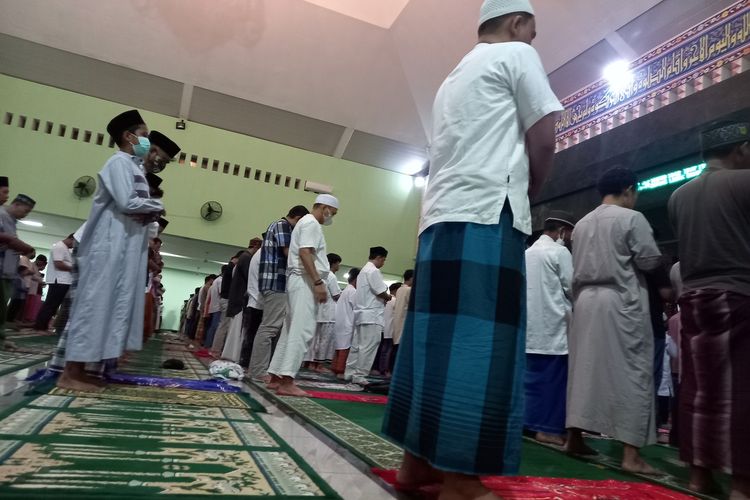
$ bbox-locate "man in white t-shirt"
[383,1,562,495]
[267,194,340,397]
[345,246,391,386]
[34,234,75,331]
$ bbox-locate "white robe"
[566,204,662,447]
[334,285,356,350]
[65,151,163,363]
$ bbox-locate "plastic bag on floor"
[208,360,244,380]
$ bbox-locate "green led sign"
[637,163,706,192]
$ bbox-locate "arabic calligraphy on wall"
[555,2,750,140]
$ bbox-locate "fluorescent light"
[19,220,43,227]
[160,252,191,259]
[403,158,427,176]
[602,60,634,93]
[413,176,427,188]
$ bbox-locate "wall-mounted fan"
[73,176,96,198]
[200,201,223,221]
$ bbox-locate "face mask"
[322,209,334,226]
[132,135,151,158]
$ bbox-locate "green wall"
[1,74,421,329]
[0,74,421,274]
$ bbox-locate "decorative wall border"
[555,1,750,152]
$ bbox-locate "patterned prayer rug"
[0,392,341,498]
[373,469,695,499]
[49,384,266,412]
[0,351,50,376]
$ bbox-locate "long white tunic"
[566,204,662,447]
[334,285,356,350]
[66,151,163,362]
[525,234,573,355]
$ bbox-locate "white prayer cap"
[479,0,535,27]
[315,193,339,209]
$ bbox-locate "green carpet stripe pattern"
[0,392,341,499]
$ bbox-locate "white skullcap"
[479,0,535,27]
[315,193,339,209]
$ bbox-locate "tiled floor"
[247,384,397,499]
[0,363,396,499]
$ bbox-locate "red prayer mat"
[372,469,695,499]
[306,390,388,405]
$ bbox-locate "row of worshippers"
[33,109,183,391]
[520,120,750,497]
[178,202,416,394]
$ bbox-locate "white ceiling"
[0,0,663,150]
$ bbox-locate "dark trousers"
[34,283,70,330]
[6,298,26,322]
[240,307,263,368]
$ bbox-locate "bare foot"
[565,437,598,456]
[439,473,496,500]
[396,452,443,491]
[84,376,108,387]
[57,373,103,392]
[275,384,310,397]
[688,466,722,495]
[266,374,281,391]
[535,432,566,446]
[622,456,661,475]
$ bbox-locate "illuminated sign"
[637,163,706,191]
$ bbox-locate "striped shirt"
[258,218,293,293]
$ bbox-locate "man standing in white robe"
[266,194,340,396]
[58,110,163,392]
[565,167,662,474]
[331,268,359,376]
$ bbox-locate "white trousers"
[344,324,382,385]
[221,313,244,363]
[267,274,318,379]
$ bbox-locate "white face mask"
[322,209,333,226]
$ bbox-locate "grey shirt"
[0,207,18,280]
[668,166,750,297]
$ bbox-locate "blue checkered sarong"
[383,203,527,475]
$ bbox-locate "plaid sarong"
[679,288,750,476]
[383,204,527,475]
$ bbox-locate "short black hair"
[287,205,310,219]
[596,167,638,197]
[369,246,388,259]
[348,267,360,284]
[389,282,403,294]
[36,255,47,262]
[116,124,142,147]
[205,274,216,283]
[478,11,533,37]
[220,265,228,273]
[153,237,162,244]
[327,253,342,265]
[403,269,414,281]
[67,233,75,240]
[233,250,245,259]
[194,287,201,293]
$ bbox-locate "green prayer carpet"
[0,391,341,499]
